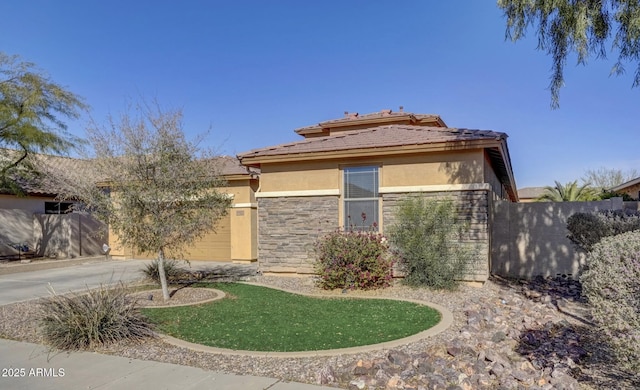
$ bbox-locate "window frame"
[44,201,74,214]
[341,165,381,231]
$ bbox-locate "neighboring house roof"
[215,156,259,177]
[517,187,546,200]
[239,125,507,159]
[1,149,254,196]
[0,150,97,196]
[611,176,640,192]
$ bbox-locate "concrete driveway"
[0,259,336,390]
[0,259,152,305]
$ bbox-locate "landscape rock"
[330,276,589,389]
[3,273,620,389]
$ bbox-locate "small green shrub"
[313,228,394,290]
[388,196,475,290]
[567,210,640,251]
[142,259,185,284]
[580,231,640,372]
[39,283,155,350]
[598,190,636,201]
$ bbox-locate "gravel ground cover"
[0,275,638,389]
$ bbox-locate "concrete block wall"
[491,198,623,279]
[0,209,106,259]
[34,213,107,258]
[0,209,34,248]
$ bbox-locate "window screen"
[343,166,379,230]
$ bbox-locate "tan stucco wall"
[257,150,485,194]
[109,178,258,262]
[0,194,53,213]
[381,150,484,187]
[259,161,339,192]
[255,149,489,232]
[230,206,258,260]
[223,179,258,204]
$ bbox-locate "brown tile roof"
[517,187,546,199]
[611,176,640,192]
[215,156,259,176]
[295,109,446,135]
[1,150,254,196]
[239,125,506,160]
[0,150,98,196]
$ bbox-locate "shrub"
[313,228,394,290]
[580,231,640,372]
[567,210,640,251]
[39,283,155,350]
[388,196,475,290]
[598,190,636,201]
[142,259,185,284]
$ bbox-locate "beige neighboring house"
[238,109,519,282]
[517,187,546,203]
[611,176,640,200]
[108,156,259,263]
[0,152,105,259]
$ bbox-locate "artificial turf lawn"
[141,283,441,352]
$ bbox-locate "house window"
[45,202,73,214]
[343,166,379,230]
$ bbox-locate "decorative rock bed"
[0,275,637,389]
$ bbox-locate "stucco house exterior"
[611,176,640,201]
[108,156,259,263]
[0,153,105,259]
[238,109,518,282]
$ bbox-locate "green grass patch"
[142,283,441,352]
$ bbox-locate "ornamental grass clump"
[38,283,155,350]
[388,196,475,290]
[580,230,640,372]
[313,227,394,290]
[142,258,185,284]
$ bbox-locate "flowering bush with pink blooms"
[313,228,394,290]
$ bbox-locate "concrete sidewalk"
[0,339,335,390]
[0,259,335,389]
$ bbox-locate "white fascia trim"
[255,189,340,198]
[379,183,492,194]
[232,203,258,208]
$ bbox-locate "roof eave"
[611,176,640,191]
[238,138,502,166]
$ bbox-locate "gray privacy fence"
[490,198,629,279]
[0,210,106,259]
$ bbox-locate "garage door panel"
[184,215,231,261]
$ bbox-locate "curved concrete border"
[138,288,225,308]
[158,282,453,357]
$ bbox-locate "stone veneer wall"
[257,196,338,274]
[382,190,490,282]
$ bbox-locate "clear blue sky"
[1,1,638,188]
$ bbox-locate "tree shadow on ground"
[493,275,640,389]
[168,263,258,284]
[517,320,640,389]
